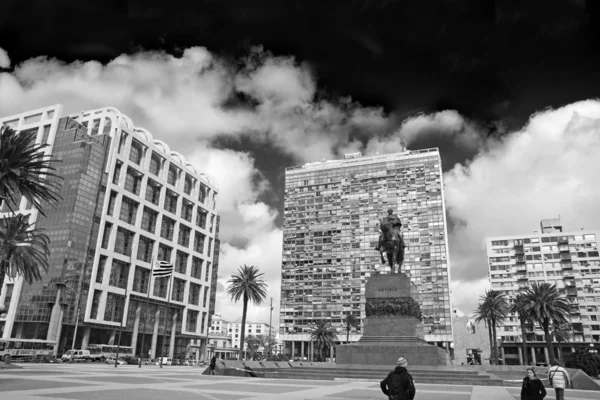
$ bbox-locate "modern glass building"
[280,149,453,359]
[486,218,600,365]
[0,105,219,360]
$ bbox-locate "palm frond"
[226,264,268,305]
[0,125,62,216]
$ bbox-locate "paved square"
[0,363,597,400]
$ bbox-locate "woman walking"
[521,367,546,400]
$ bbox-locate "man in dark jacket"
[380,357,415,400]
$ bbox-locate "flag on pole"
[152,261,174,277]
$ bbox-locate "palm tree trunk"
[491,317,498,365]
[346,326,349,343]
[543,319,554,365]
[487,319,494,365]
[520,319,529,365]
[238,293,248,361]
[0,260,6,296]
[557,340,563,365]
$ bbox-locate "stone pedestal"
[336,273,447,366]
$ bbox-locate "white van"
[155,357,172,366]
[61,349,91,362]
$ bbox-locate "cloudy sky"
[1,0,600,326]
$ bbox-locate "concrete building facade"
[280,149,453,359]
[451,315,492,365]
[0,105,220,360]
[486,218,600,365]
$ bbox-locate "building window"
[178,225,191,247]
[145,179,162,205]
[196,208,207,229]
[104,292,126,322]
[164,190,178,214]
[117,132,127,154]
[184,174,194,196]
[175,251,188,274]
[124,167,143,196]
[187,309,198,332]
[167,164,180,186]
[114,227,135,256]
[136,236,154,263]
[149,152,163,176]
[181,200,193,222]
[119,196,139,225]
[205,262,211,282]
[90,290,102,319]
[101,222,112,249]
[199,184,208,204]
[3,283,14,311]
[109,259,130,289]
[171,278,185,302]
[107,191,117,216]
[189,283,201,305]
[203,285,209,307]
[209,214,215,233]
[201,312,207,333]
[160,217,176,240]
[129,139,144,165]
[153,276,168,298]
[141,207,158,234]
[158,243,173,262]
[191,257,203,279]
[96,255,107,284]
[112,161,122,185]
[194,232,205,254]
[133,266,150,294]
[208,238,213,255]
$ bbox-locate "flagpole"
[138,256,154,367]
[159,273,173,368]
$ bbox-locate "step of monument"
[260,368,490,379]
[262,372,504,386]
[271,367,484,377]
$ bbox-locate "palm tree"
[474,290,508,365]
[310,321,339,362]
[226,265,268,361]
[0,214,50,291]
[524,282,570,363]
[342,313,360,342]
[551,321,572,366]
[0,125,61,216]
[509,293,533,365]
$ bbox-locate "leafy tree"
[524,282,570,362]
[342,312,360,342]
[509,293,533,365]
[0,214,50,293]
[474,290,508,365]
[310,321,339,362]
[0,125,61,216]
[566,347,600,378]
[245,335,263,360]
[226,265,268,360]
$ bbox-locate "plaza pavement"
[0,363,598,400]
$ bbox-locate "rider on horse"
[375,208,403,251]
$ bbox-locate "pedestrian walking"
[520,367,546,400]
[380,357,416,400]
[209,355,217,375]
[548,360,570,400]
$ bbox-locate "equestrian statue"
[375,208,406,274]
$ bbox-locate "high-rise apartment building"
[486,218,600,365]
[280,149,453,358]
[0,104,219,360]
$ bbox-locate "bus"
[87,344,134,361]
[0,339,56,362]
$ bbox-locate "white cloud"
[445,99,600,315]
[0,48,10,68]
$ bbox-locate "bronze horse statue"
[378,218,406,274]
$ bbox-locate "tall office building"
[0,104,219,360]
[280,149,453,358]
[486,218,600,365]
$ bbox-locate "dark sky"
[2,0,600,223]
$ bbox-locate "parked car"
[141,358,153,365]
[121,356,139,365]
[155,357,172,366]
[61,350,92,363]
[104,357,128,365]
[38,355,62,363]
